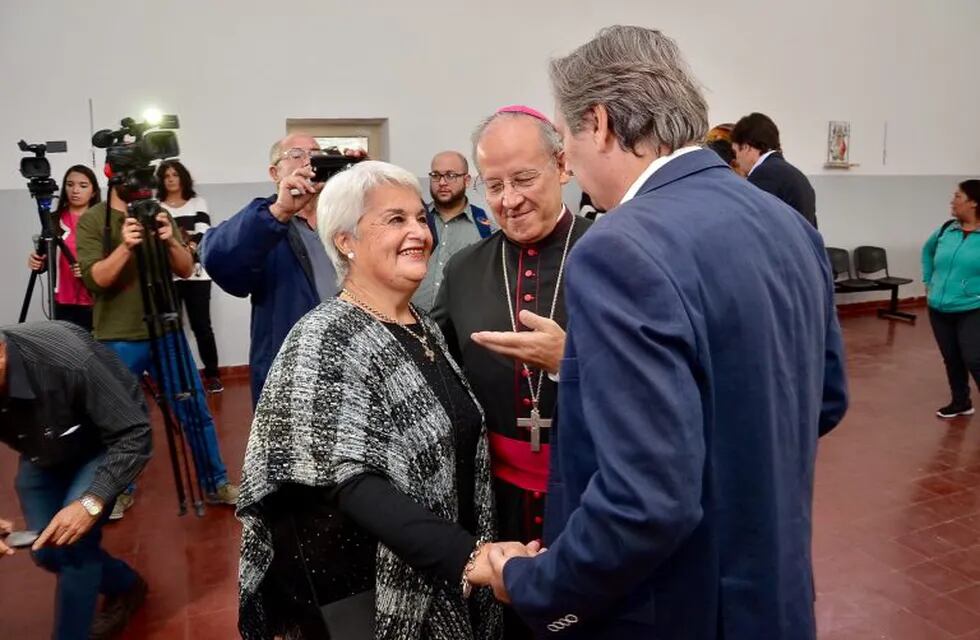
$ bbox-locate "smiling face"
[64,171,95,210]
[340,183,433,296]
[475,116,568,245]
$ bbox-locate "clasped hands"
[466,539,544,603]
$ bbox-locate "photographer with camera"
[75,180,238,517]
[0,320,152,640]
[26,165,103,331]
[201,133,364,405]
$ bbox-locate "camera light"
[142,108,164,126]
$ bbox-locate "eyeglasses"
[276,147,322,164]
[477,169,544,200]
[428,171,467,183]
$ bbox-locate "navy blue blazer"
[200,196,328,405]
[503,149,848,639]
[749,152,818,229]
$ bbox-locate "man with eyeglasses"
[201,133,339,405]
[431,105,591,640]
[411,151,493,311]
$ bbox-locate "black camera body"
[92,115,179,205]
[311,148,365,183]
[17,140,67,199]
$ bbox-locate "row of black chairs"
[827,246,916,323]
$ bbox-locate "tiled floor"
[2,308,979,638]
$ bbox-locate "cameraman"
[200,133,333,405]
[75,184,238,517]
[0,321,151,640]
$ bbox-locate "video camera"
[92,115,179,207]
[17,139,67,199]
[311,146,365,183]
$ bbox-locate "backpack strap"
[932,219,957,261]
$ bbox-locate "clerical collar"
[504,205,571,250]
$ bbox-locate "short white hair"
[317,160,423,285]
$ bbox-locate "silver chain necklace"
[340,288,435,361]
[501,212,576,421]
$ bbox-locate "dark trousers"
[53,303,93,333]
[175,280,219,378]
[15,454,137,640]
[929,307,980,405]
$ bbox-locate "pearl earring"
[347,252,355,260]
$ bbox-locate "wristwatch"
[79,495,103,518]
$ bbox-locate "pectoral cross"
[517,409,552,452]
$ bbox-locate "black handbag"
[291,516,376,638]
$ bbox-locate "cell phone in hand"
[3,530,39,548]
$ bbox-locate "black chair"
[826,247,876,294]
[853,245,916,323]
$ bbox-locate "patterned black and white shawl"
[237,298,501,639]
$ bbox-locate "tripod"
[17,179,78,323]
[119,193,219,517]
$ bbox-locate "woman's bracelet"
[461,539,487,599]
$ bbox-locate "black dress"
[261,320,483,638]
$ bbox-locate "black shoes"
[937,401,976,419]
[90,573,148,639]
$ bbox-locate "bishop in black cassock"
[433,207,590,540]
[430,104,593,639]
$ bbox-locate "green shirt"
[922,221,980,313]
[76,202,184,341]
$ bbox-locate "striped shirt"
[0,321,152,503]
[161,196,211,281]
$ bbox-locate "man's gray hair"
[316,160,423,285]
[268,133,321,166]
[268,140,284,166]
[549,25,708,154]
[471,112,563,174]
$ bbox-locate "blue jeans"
[103,332,228,491]
[15,455,138,640]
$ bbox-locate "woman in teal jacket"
[922,180,980,418]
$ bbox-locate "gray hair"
[268,140,283,166]
[471,112,563,174]
[549,25,708,154]
[316,160,423,285]
[268,133,321,166]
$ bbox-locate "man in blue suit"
[485,26,848,639]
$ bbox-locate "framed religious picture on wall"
[825,121,851,168]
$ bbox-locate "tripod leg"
[19,271,39,322]
[140,373,188,516]
[131,225,204,517]
[144,223,222,504]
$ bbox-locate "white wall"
[0,0,976,367]
[1,0,977,186]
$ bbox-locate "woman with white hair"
[236,161,518,639]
